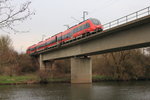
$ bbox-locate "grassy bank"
[0,75,108,84]
[0,75,107,84]
[0,75,149,85]
[0,75,70,85]
[0,75,38,85]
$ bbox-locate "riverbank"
[0,75,38,85]
[0,75,149,85]
[92,75,115,82]
[0,75,110,85]
[0,75,71,85]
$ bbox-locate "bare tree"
[0,0,34,33]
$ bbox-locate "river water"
[0,81,150,100]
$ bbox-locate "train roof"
[68,18,96,29]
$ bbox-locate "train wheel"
[82,34,85,38]
[87,32,91,36]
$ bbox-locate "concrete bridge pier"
[39,54,54,71]
[39,54,46,71]
[71,56,92,83]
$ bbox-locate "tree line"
[92,49,150,80]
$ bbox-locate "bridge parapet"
[103,6,150,30]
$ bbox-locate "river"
[0,81,150,100]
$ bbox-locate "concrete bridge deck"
[40,15,150,61]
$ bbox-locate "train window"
[30,48,35,51]
[73,29,75,33]
[80,26,83,31]
[77,27,79,32]
[51,40,53,43]
[36,46,40,49]
[57,36,62,41]
[62,35,65,40]
[86,23,90,28]
[64,35,67,39]
[44,43,47,47]
[84,24,86,29]
[67,32,72,37]
[81,25,84,30]
[62,34,68,40]
[51,39,56,43]
[38,44,45,49]
[46,41,51,45]
[78,27,81,32]
[78,27,80,31]
[65,35,67,38]
[39,45,41,48]
[71,30,74,34]
[46,38,56,45]
[66,34,70,38]
[76,28,79,32]
[76,28,78,32]
[70,30,74,35]
[67,34,70,38]
[83,24,87,29]
[37,44,43,49]
[74,28,77,33]
[42,44,44,47]
[75,28,77,32]
[78,26,81,31]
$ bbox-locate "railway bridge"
[36,7,150,83]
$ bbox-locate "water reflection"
[71,84,92,100]
[0,81,149,100]
[92,81,150,100]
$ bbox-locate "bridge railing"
[103,6,150,30]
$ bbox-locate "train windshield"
[90,18,101,25]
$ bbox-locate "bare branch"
[0,0,34,34]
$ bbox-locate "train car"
[57,28,73,43]
[70,18,103,38]
[36,40,46,52]
[55,18,103,44]
[45,35,57,48]
[56,32,63,44]
[27,18,103,55]
[26,44,37,54]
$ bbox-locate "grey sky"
[1,0,149,52]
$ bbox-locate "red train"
[27,18,103,55]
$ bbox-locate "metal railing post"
[126,16,128,22]
[148,7,150,15]
[136,12,138,19]
[117,19,119,25]
[109,22,111,28]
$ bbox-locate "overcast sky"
[0,0,150,52]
